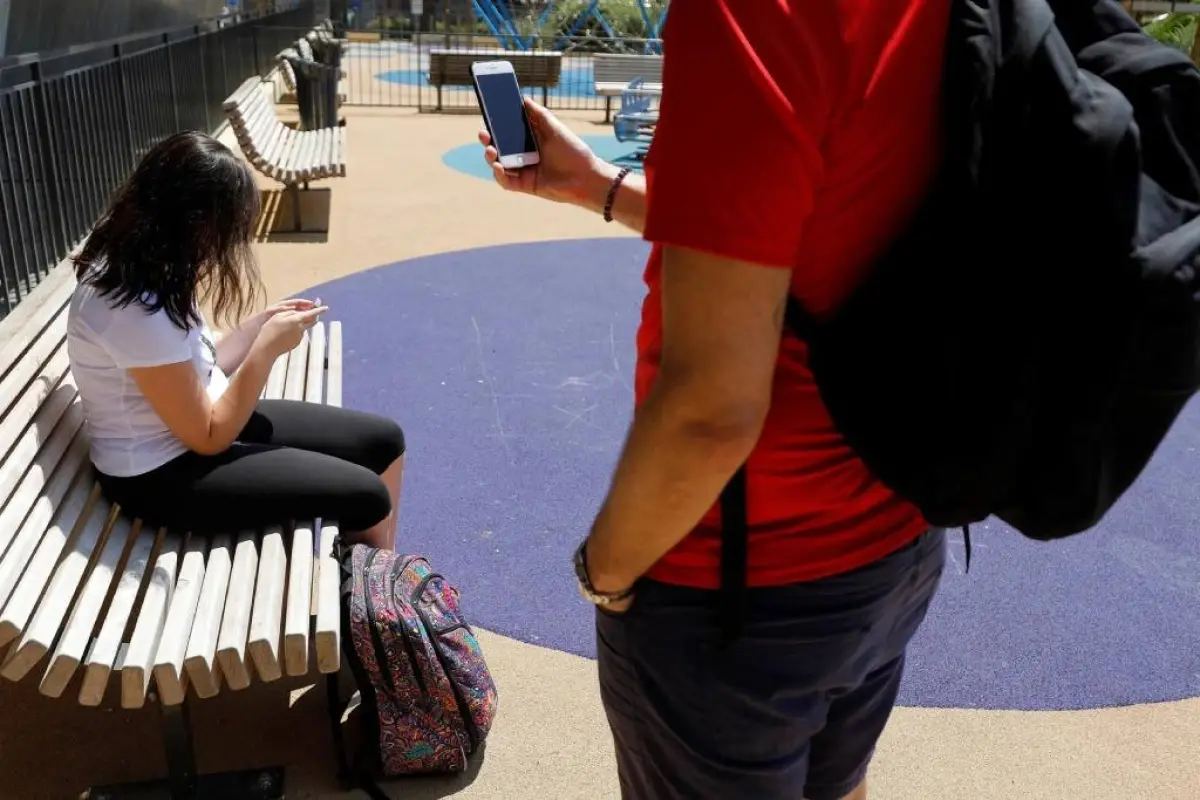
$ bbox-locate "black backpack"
[719,0,1200,625]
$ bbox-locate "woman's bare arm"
[130,345,276,456]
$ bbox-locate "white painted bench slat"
[283,331,310,400]
[314,322,344,673]
[284,521,315,676]
[1,494,116,681]
[0,373,79,512]
[0,470,98,653]
[79,523,161,706]
[121,531,184,708]
[0,397,84,563]
[0,432,91,622]
[247,524,287,683]
[260,123,289,177]
[0,264,75,379]
[305,321,326,404]
[0,346,71,467]
[184,532,233,699]
[215,530,260,691]
[40,512,137,697]
[0,305,67,419]
[153,535,209,705]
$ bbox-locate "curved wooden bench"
[224,78,345,184]
[275,28,346,104]
[0,263,344,712]
[224,77,346,233]
[276,47,299,95]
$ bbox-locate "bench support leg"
[290,184,304,233]
[604,97,613,124]
[83,696,286,800]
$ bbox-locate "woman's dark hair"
[72,131,263,330]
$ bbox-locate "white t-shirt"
[67,281,230,477]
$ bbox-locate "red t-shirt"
[639,0,950,589]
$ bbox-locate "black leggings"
[97,400,406,534]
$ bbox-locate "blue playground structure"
[471,0,668,52]
[612,77,657,157]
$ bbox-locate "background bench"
[594,53,663,122]
[273,22,347,106]
[427,49,562,112]
[0,262,347,796]
[224,78,346,233]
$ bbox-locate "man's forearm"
[575,160,648,233]
[585,380,761,592]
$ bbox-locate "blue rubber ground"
[307,237,1200,711]
[442,136,644,181]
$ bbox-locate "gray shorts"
[596,528,946,800]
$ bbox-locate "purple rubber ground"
[308,237,1200,711]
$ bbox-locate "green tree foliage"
[506,0,667,41]
[1142,12,1198,54]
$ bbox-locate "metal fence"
[0,2,316,321]
[290,27,661,111]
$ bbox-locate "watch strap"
[574,540,634,603]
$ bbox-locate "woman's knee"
[344,478,393,531]
[362,415,405,474]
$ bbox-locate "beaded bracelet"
[603,167,633,223]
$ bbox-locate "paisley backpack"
[327,542,497,797]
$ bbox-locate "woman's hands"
[255,302,328,358]
[243,298,318,338]
[478,98,612,207]
[215,298,323,374]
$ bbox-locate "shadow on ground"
[255,188,333,244]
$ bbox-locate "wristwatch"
[573,539,634,606]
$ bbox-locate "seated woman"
[67,131,404,550]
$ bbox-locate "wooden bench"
[0,262,346,796]
[275,46,347,106]
[427,49,562,112]
[223,78,346,233]
[594,53,664,122]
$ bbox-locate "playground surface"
[0,106,1196,799]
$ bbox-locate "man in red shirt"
[480,1,950,796]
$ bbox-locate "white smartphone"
[471,60,540,170]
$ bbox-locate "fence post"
[115,43,137,166]
[252,24,262,76]
[29,61,67,261]
[165,33,181,132]
[219,27,229,98]
[198,27,212,133]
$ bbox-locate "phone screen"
[476,69,537,158]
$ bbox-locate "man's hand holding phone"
[478,98,606,206]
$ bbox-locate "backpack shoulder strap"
[324,674,391,800]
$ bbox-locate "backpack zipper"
[363,549,397,695]
[389,556,429,696]
[413,572,481,751]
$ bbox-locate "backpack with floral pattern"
[326,542,497,796]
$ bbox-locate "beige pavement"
[0,104,1194,799]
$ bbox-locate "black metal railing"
[0,2,317,321]
[272,27,662,111]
